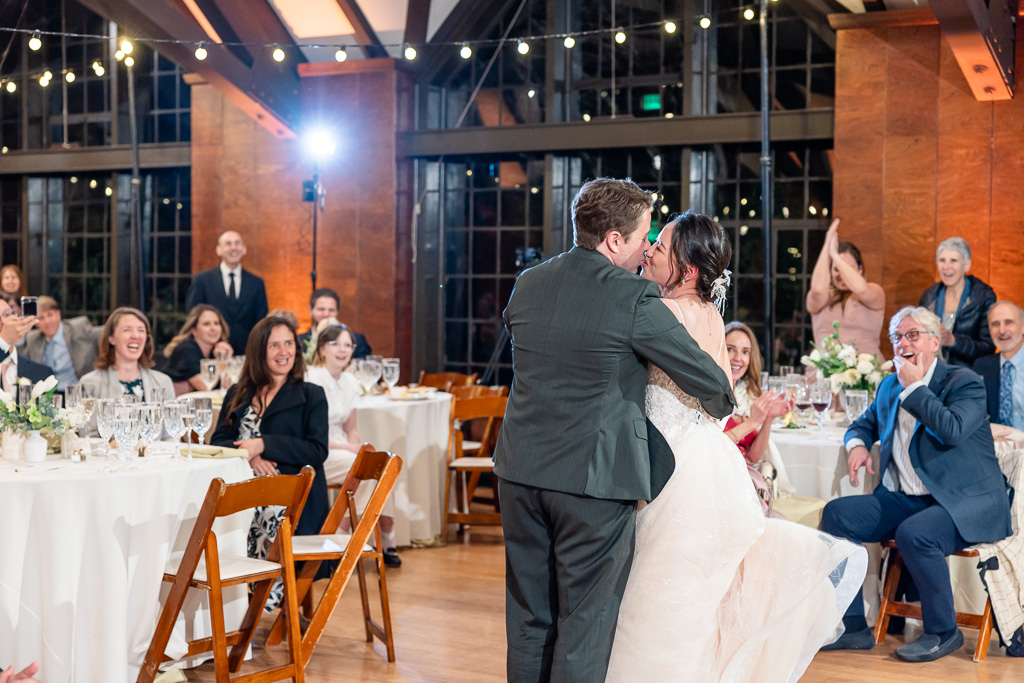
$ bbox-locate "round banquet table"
[0,448,253,682]
[355,393,452,548]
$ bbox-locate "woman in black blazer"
[211,315,329,558]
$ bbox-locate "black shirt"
[165,338,210,383]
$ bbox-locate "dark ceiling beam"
[931,0,1015,101]
[0,143,190,175]
[827,7,937,29]
[404,0,432,46]
[204,0,303,63]
[418,0,520,86]
[76,0,299,138]
[334,0,389,59]
[788,0,845,50]
[400,110,834,157]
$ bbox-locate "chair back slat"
[452,395,508,422]
[215,467,314,519]
[418,371,478,389]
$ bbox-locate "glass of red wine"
[810,380,832,436]
[794,384,812,426]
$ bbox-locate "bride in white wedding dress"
[606,212,867,683]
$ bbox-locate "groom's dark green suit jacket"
[493,247,735,502]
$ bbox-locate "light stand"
[309,163,324,291]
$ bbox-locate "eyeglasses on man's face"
[889,329,931,345]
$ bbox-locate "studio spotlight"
[517,39,529,55]
[460,43,472,59]
[195,43,208,61]
[404,44,417,60]
[303,127,337,162]
[334,46,347,62]
[29,31,42,51]
[563,36,575,48]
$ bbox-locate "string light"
[744,8,755,20]
[699,16,712,29]
[664,21,677,34]
[89,179,97,188]
[614,31,626,44]
[124,56,134,67]
[334,46,347,62]
[5,81,15,93]
[120,39,133,54]
[104,187,113,197]
[28,31,41,51]
[527,89,536,98]
[115,50,124,61]
[563,36,575,48]
[38,74,49,87]
[404,44,417,60]
[194,42,207,61]
[272,45,285,62]
[517,39,529,55]
[64,71,75,83]
[582,113,591,122]
[460,43,472,59]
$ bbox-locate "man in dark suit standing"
[493,178,735,682]
[296,287,372,359]
[821,306,1011,662]
[0,298,55,391]
[186,230,268,354]
[974,301,1024,429]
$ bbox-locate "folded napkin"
[185,444,248,459]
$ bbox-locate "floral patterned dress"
[241,405,287,611]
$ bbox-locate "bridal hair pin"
[711,269,731,314]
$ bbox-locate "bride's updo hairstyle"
[668,211,733,302]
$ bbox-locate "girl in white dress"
[605,212,866,682]
[305,323,401,566]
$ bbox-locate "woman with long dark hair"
[211,316,329,609]
[807,219,885,358]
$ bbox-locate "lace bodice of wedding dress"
[606,364,867,683]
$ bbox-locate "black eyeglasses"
[889,329,930,344]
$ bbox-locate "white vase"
[23,430,47,463]
[2,429,24,461]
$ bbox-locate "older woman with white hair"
[919,237,997,367]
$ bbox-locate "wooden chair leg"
[376,549,396,662]
[974,600,994,662]
[467,471,482,504]
[280,524,306,683]
[442,467,453,545]
[300,553,362,667]
[356,553,375,643]
[874,549,902,645]
[302,585,315,619]
[229,578,273,671]
[207,585,230,683]
[266,559,321,647]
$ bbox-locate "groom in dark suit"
[186,230,269,354]
[493,178,735,682]
[821,306,1011,662]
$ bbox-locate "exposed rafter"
[419,0,520,86]
[333,0,389,59]
[404,0,432,47]
[77,0,300,138]
[789,0,844,50]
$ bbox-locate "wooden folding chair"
[266,447,403,666]
[137,467,314,683]
[452,386,509,505]
[443,395,508,543]
[418,371,478,390]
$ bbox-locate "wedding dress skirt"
[606,367,867,682]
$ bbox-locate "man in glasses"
[819,306,1011,662]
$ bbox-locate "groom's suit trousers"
[500,479,636,683]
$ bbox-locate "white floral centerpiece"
[801,321,893,395]
[0,376,64,460]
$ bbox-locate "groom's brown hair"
[571,177,653,250]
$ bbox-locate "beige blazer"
[22,316,103,381]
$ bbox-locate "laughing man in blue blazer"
[821,306,1011,663]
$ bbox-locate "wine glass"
[147,386,168,404]
[96,398,117,461]
[200,360,219,392]
[137,404,163,457]
[192,397,213,445]
[778,365,796,377]
[113,406,140,469]
[226,356,244,385]
[363,356,383,391]
[65,384,81,410]
[382,358,400,392]
[179,398,196,460]
[793,384,812,425]
[810,380,833,436]
[162,402,186,458]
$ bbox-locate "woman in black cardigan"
[211,316,329,610]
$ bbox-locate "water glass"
[179,398,196,459]
[200,360,219,391]
[96,398,117,459]
[163,402,186,457]
[844,389,869,424]
[138,404,163,455]
[778,365,795,377]
[147,386,168,404]
[192,397,213,444]
[65,384,82,409]
[382,358,400,390]
[227,356,244,385]
[113,407,140,469]
[784,374,805,402]
[759,371,769,393]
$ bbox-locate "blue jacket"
[845,361,1011,544]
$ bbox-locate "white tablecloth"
[0,450,252,682]
[356,393,452,547]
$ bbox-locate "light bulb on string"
[104,187,112,197]
[404,44,417,60]
[334,46,347,62]
[517,39,529,55]
[124,56,134,67]
[664,21,677,34]
[65,71,75,83]
[699,16,712,29]
[43,71,52,80]
[460,43,472,59]
[39,75,49,87]
[614,31,626,44]
[5,81,16,93]
[272,45,285,62]
[28,31,41,51]
[563,36,575,48]
[195,43,207,61]
[92,61,104,76]
[120,40,133,54]
[115,50,124,61]
[744,8,755,20]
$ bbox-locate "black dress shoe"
[383,547,402,568]
[896,629,964,662]
[886,616,905,635]
[820,627,875,652]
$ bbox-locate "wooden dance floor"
[186,526,1020,683]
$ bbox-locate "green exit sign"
[641,93,661,111]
